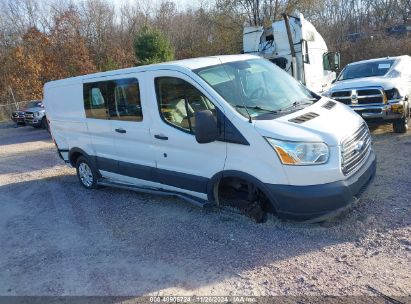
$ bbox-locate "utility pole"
[9,87,18,110]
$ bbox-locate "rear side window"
[83,78,142,121]
[107,78,143,122]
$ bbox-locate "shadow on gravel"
[0,126,51,146]
[0,146,59,175]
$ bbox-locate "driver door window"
[155,77,216,134]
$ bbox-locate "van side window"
[155,77,216,134]
[83,78,142,121]
[84,83,108,119]
[107,78,143,122]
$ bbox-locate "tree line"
[0,0,409,105]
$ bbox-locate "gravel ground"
[0,123,410,298]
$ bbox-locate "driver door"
[148,70,227,198]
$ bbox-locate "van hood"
[254,98,364,146]
[330,76,398,91]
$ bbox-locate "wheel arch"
[68,148,100,178]
[206,170,280,212]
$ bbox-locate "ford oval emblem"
[354,140,364,152]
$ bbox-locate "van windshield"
[337,59,395,81]
[194,59,316,119]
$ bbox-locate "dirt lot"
[0,123,410,297]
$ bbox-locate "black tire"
[75,156,99,189]
[393,107,409,133]
[41,117,49,131]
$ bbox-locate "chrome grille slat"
[342,125,366,147]
[25,112,34,119]
[344,143,371,167]
[341,124,372,175]
[357,94,381,99]
[335,96,351,99]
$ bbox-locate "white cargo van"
[44,55,376,222]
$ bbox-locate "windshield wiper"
[295,98,317,104]
[235,105,280,114]
[279,99,316,111]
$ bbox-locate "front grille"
[25,112,34,119]
[331,91,351,105]
[357,89,384,104]
[332,91,351,98]
[341,124,372,175]
[331,88,384,105]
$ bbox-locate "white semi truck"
[243,12,340,93]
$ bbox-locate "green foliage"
[133,26,174,65]
[102,57,119,71]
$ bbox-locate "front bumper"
[24,118,41,126]
[349,100,405,121]
[264,150,376,221]
[11,117,25,124]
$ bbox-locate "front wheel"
[393,108,409,133]
[76,156,99,189]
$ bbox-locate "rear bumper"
[265,150,376,221]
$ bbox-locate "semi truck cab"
[243,12,340,93]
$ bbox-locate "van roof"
[347,55,410,66]
[44,54,259,88]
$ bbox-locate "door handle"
[115,128,127,134]
[154,134,168,140]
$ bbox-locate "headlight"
[265,138,329,165]
[384,88,401,100]
[35,112,40,117]
[322,91,332,97]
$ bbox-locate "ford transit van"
[44,55,376,222]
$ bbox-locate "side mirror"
[195,110,219,144]
[333,52,341,71]
[302,40,310,64]
[324,52,341,72]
